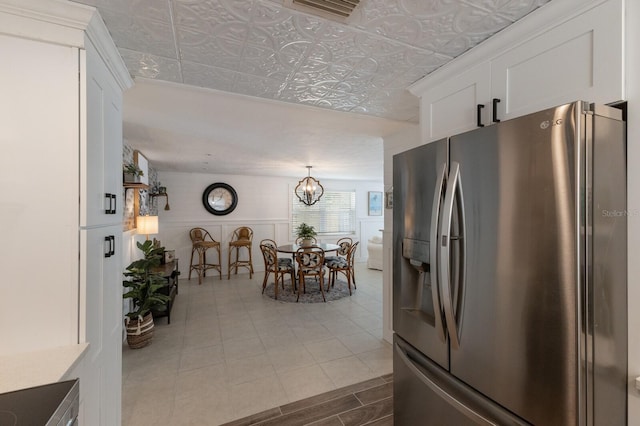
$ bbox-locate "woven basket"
[125,313,154,349]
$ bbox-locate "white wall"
[146,171,384,277]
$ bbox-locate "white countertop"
[0,344,88,394]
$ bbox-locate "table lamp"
[137,215,158,240]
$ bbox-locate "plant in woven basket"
[122,240,170,348]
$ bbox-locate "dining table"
[276,243,341,288]
[276,243,340,254]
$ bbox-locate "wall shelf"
[123,182,149,189]
[149,192,170,211]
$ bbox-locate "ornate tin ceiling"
[73,0,549,122]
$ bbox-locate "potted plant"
[123,162,144,183]
[295,223,317,247]
[122,240,170,349]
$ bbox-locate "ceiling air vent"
[283,0,360,23]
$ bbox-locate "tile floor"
[122,263,391,425]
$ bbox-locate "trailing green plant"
[295,223,317,239]
[123,240,170,319]
[124,162,144,177]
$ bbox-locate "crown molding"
[0,0,94,32]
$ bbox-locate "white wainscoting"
[146,217,383,278]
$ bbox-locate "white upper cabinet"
[411,0,624,143]
[491,0,623,121]
[419,62,491,143]
[81,39,124,227]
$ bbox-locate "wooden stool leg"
[197,247,204,285]
[189,247,195,280]
[217,246,222,280]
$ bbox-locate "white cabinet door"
[419,62,491,143]
[80,226,122,426]
[81,41,123,227]
[0,34,80,355]
[491,0,623,121]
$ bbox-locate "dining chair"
[228,226,254,279]
[259,238,278,250]
[260,243,294,299]
[325,241,359,295]
[324,237,352,264]
[295,247,326,302]
[188,227,222,284]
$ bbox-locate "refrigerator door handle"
[394,343,497,426]
[430,162,447,342]
[439,161,465,349]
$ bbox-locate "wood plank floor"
[221,374,393,426]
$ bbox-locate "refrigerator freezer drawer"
[394,335,530,426]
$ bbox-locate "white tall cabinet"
[0,0,132,424]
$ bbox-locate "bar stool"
[188,227,222,284]
[228,226,254,279]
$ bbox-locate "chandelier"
[295,166,324,206]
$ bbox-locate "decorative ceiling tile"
[181,61,237,91]
[472,0,549,21]
[99,9,177,59]
[249,0,290,25]
[233,73,283,98]
[241,46,293,80]
[91,0,173,23]
[246,19,311,50]
[178,28,243,70]
[276,40,313,67]
[72,0,551,121]
[173,0,241,32]
[119,48,183,83]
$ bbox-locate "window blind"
[292,190,356,236]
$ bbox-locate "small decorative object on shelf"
[164,250,175,264]
[123,162,144,183]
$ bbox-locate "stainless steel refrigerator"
[392,101,627,425]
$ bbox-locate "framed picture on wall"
[368,191,383,216]
[134,150,149,185]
